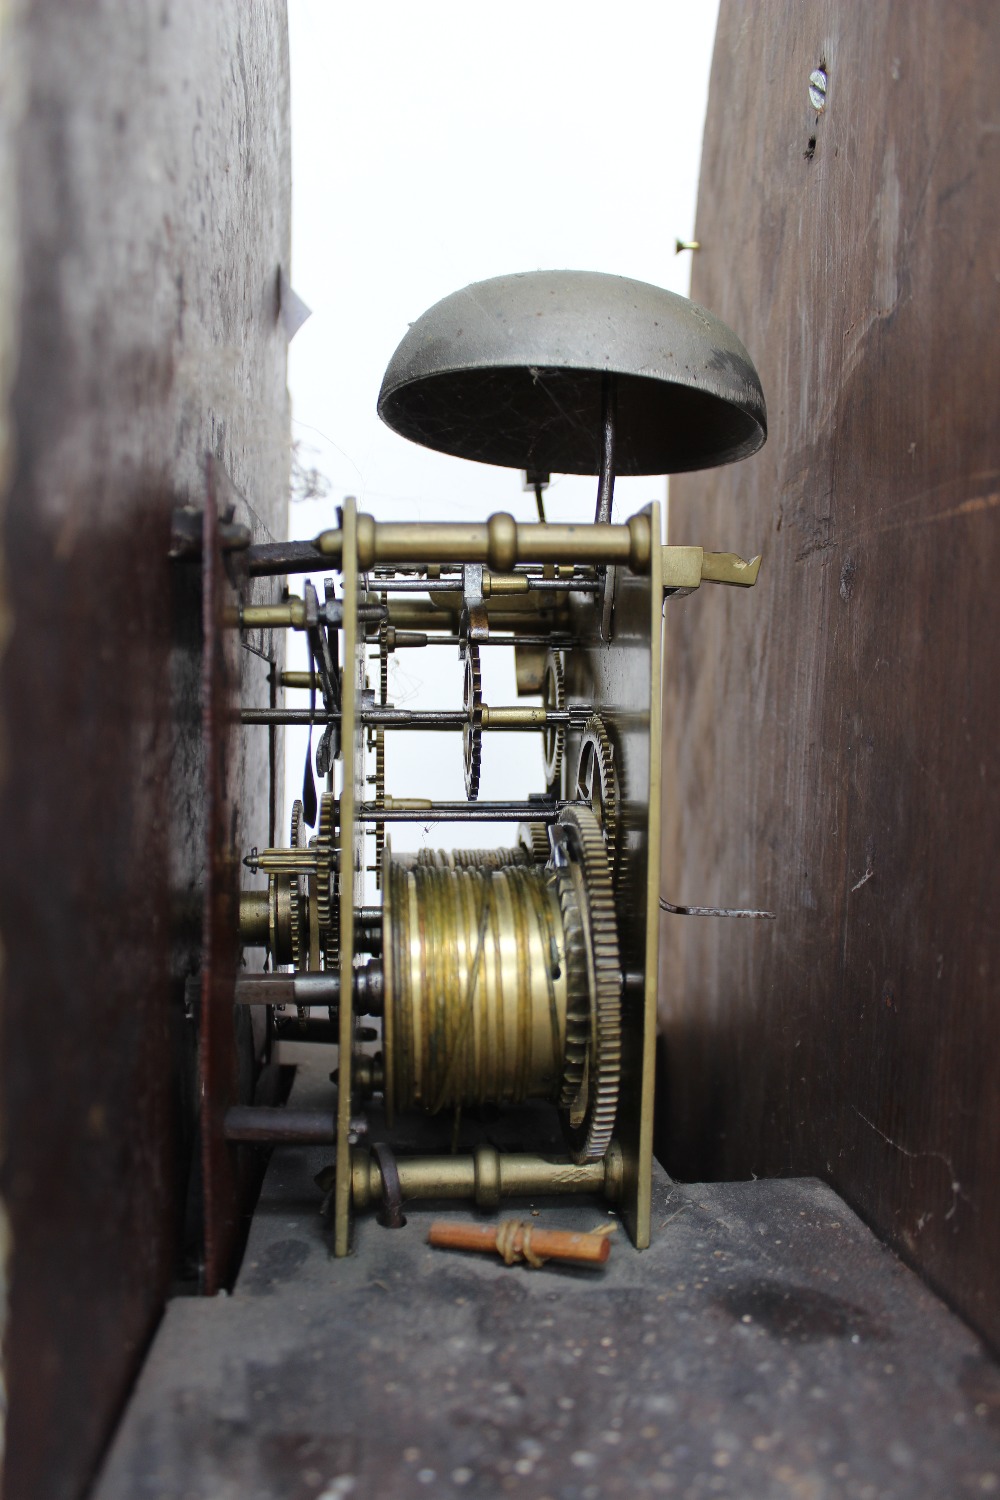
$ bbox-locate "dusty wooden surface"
[658,1,1000,1351]
[0,4,289,1498]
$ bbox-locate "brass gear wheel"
[288,798,305,971]
[541,651,565,793]
[463,642,483,800]
[555,803,622,1163]
[573,715,619,883]
[555,866,591,1118]
[374,624,388,887]
[518,821,551,865]
[325,865,340,970]
[316,792,339,969]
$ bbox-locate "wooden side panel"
[0,4,289,1497]
[199,464,282,1295]
[659,0,1000,1349]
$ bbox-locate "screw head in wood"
[809,68,828,112]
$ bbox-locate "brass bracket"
[661,545,762,597]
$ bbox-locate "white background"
[283,0,719,876]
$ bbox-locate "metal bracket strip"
[632,501,663,1250]
[334,499,360,1257]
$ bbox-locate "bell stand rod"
[594,371,617,525]
[240,707,574,728]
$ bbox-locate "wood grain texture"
[658,0,1000,1350]
[0,4,289,1497]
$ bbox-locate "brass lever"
[662,546,762,595]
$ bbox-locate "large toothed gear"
[541,651,565,793]
[374,625,388,887]
[328,877,340,968]
[288,799,305,971]
[555,866,592,1119]
[463,642,483,801]
[315,793,333,935]
[556,803,622,1164]
[574,715,619,883]
[316,792,339,969]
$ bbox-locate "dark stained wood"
[199,461,283,1295]
[0,4,289,1498]
[658,2,1000,1350]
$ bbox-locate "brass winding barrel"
[382,851,570,1119]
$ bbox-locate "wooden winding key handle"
[428,1218,613,1269]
